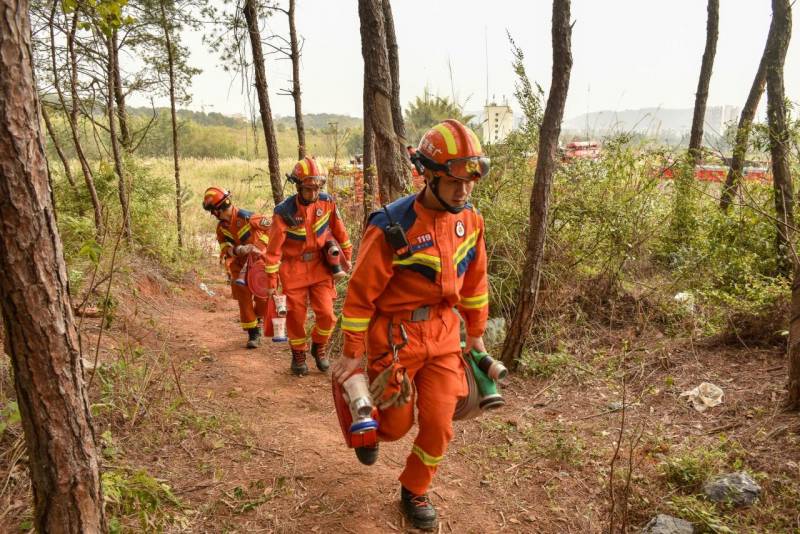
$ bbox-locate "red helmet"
[413,119,490,181]
[288,156,326,188]
[202,186,231,212]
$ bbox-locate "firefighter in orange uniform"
[332,120,490,531]
[203,186,272,349]
[264,157,353,376]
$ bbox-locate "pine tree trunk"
[358,0,410,203]
[288,0,305,160]
[65,10,104,235]
[112,28,131,151]
[766,0,793,278]
[765,0,800,408]
[106,36,132,241]
[382,0,406,142]
[0,2,107,530]
[243,0,284,206]
[160,0,183,247]
[500,0,572,367]
[688,0,719,165]
[363,75,377,226]
[41,104,77,188]
[720,30,769,211]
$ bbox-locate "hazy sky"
[131,0,799,120]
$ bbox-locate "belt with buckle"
[383,305,449,323]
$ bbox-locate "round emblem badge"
[455,220,465,237]
[316,208,323,217]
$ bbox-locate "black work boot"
[400,486,438,531]
[354,444,379,466]
[311,341,330,372]
[290,349,308,376]
[246,327,261,349]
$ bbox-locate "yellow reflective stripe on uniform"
[241,320,258,329]
[219,242,233,251]
[341,316,370,332]
[461,293,489,309]
[453,229,480,266]
[315,325,335,336]
[259,234,269,244]
[433,123,458,155]
[412,444,443,467]
[237,224,251,239]
[392,253,442,272]
[340,240,352,249]
[287,227,307,237]
[265,262,280,274]
[221,228,235,241]
[313,211,331,233]
[289,338,307,346]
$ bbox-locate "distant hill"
[126,106,362,131]
[564,105,748,138]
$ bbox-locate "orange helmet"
[412,119,490,181]
[288,156,327,188]
[202,186,231,212]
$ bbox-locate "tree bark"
[41,104,77,188]
[287,0,305,160]
[0,1,107,530]
[688,0,719,165]
[363,73,377,225]
[720,27,770,211]
[160,0,183,247]
[105,35,132,241]
[765,0,793,278]
[358,0,410,203]
[765,0,800,409]
[63,8,104,235]
[381,0,406,142]
[500,0,572,367]
[243,0,283,206]
[111,28,131,151]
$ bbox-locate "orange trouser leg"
[366,310,466,496]
[231,283,262,330]
[397,351,463,495]
[284,286,309,351]
[309,279,336,345]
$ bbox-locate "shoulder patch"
[259,217,271,228]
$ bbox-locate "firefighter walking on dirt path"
[203,186,272,349]
[264,156,353,376]
[332,120,490,531]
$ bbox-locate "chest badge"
[455,220,465,237]
[316,208,323,217]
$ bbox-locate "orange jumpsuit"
[341,193,489,495]
[215,207,271,330]
[264,193,352,351]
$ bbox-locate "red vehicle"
[660,164,770,183]
[562,140,601,161]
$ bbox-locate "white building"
[482,102,514,144]
[704,105,740,134]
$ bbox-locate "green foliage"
[668,496,734,534]
[404,89,476,145]
[518,348,573,379]
[0,401,21,437]
[102,468,181,532]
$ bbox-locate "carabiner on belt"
[387,320,408,363]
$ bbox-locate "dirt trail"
[150,278,513,533]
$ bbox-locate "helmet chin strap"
[429,175,465,214]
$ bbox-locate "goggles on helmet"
[415,153,490,181]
